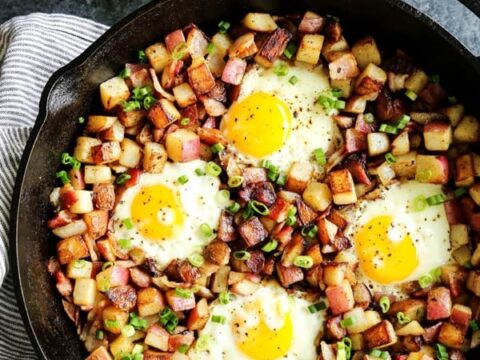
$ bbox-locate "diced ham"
[427,287,452,321]
[276,262,304,287]
[325,280,355,315]
[326,315,346,340]
[298,11,325,34]
[242,167,267,185]
[217,210,236,242]
[328,53,359,80]
[345,128,367,153]
[222,58,247,85]
[238,217,268,247]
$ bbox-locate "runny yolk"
[130,184,185,241]
[355,215,419,284]
[221,92,292,158]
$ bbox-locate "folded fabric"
[0,13,107,359]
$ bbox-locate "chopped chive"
[195,168,205,176]
[261,239,278,253]
[137,50,147,62]
[379,123,398,134]
[78,116,85,124]
[289,75,299,85]
[211,315,226,324]
[228,175,244,188]
[219,291,230,304]
[418,273,434,288]
[119,68,132,79]
[116,173,131,185]
[385,152,396,165]
[426,193,446,206]
[283,42,298,59]
[180,117,190,126]
[379,296,390,313]
[435,343,449,360]
[102,261,113,271]
[200,223,213,237]
[160,308,178,333]
[286,206,297,226]
[313,148,326,166]
[143,94,156,110]
[56,170,70,184]
[218,21,231,34]
[123,218,134,230]
[233,250,250,260]
[207,42,216,55]
[335,100,346,109]
[188,253,204,267]
[273,62,289,77]
[104,319,120,329]
[122,100,142,112]
[206,161,222,176]
[132,86,153,101]
[249,200,270,216]
[211,143,225,154]
[119,239,132,250]
[405,89,418,101]
[177,175,189,185]
[340,317,355,328]
[175,288,193,299]
[415,169,432,182]
[293,255,314,269]
[129,313,148,330]
[227,201,240,213]
[307,302,327,313]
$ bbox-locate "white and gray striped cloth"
[0,14,107,359]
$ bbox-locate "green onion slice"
[340,317,355,328]
[56,170,70,184]
[426,193,446,206]
[313,148,326,166]
[219,291,230,304]
[293,255,313,269]
[307,302,327,313]
[228,175,244,188]
[177,175,189,185]
[200,223,213,237]
[385,152,396,164]
[188,253,204,267]
[218,21,231,34]
[261,239,278,253]
[211,143,225,154]
[233,250,250,260]
[121,324,136,337]
[227,201,241,214]
[175,288,193,299]
[211,315,226,324]
[273,62,289,76]
[123,218,134,230]
[250,200,270,216]
[379,123,398,134]
[206,161,222,176]
[379,296,390,313]
[283,42,298,59]
[405,89,418,101]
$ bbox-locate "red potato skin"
[106,265,130,288]
[222,58,247,85]
[427,287,452,321]
[299,12,325,33]
[443,200,466,225]
[165,29,185,53]
[345,128,367,154]
[55,270,73,297]
[107,285,137,311]
[276,263,304,287]
[450,305,472,332]
[48,210,77,229]
[168,331,194,352]
[268,197,290,223]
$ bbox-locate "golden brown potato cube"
[73,278,97,307]
[73,137,102,164]
[143,142,168,173]
[367,132,390,156]
[472,153,480,177]
[302,181,332,212]
[441,104,465,127]
[86,116,117,133]
[86,346,113,360]
[467,270,480,296]
[331,78,354,98]
[376,162,395,185]
[99,76,130,111]
[404,69,429,94]
[56,235,89,265]
[119,138,142,168]
[363,320,398,349]
[416,154,449,184]
[242,12,277,32]
[437,322,464,349]
[186,298,210,330]
[84,165,112,184]
[187,61,216,94]
[145,324,170,351]
[101,120,125,142]
[286,161,314,193]
[453,245,472,267]
[391,131,410,156]
[296,34,324,65]
[137,287,165,317]
[228,32,258,59]
[328,52,360,80]
[322,36,349,62]
[395,320,425,336]
[165,129,200,162]
[450,224,469,249]
[355,63,386,97]
[211,33,232,57]
[454,115,480,143]
[344,95,367,114]
[118,108,146,128]
[328,169,357,205]
[91,142,122,165]
[351,36,381,69]
[186,27,209,59]
[173,82,197,108]
[455,153,474,187]
[102,304,129,334]
[146,42,170,73]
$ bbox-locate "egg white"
[221,61,343,175]
[111,160,223,269]
[189,281,325,360]
[340,181,451,297]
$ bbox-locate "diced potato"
[173,83,197,108]
[454,115,480,143]
[396,320,425,336]
[472,153,480,177]
[453,245,471,266]
[119,138,142,168]
[86,116,117,133]
[363,320,397,349]
[73,278,97,306]
[92,142,122,164]
[302,181,332,212]
[423,121,452,151]
[101,120,125,142]
[467,270,480,296]
[149,99,182,128]
[52,220,88,239]
[322,36,349,62]
[286,161,313,193]
[165,129,200,162]
[73,137,102,164]
[392,151,417,178]
[110,335,133,357]
[99,77,130,111]
[355,63,386,97]
[391,131,410,156]
[296,34,324,65]
[186,27,209,59]
[103,305,129,335]
[211,33,233,57]
[404,69,429,94]
[143,142,168,173]
[118,109,146,128]
[323,263,346,286]
[228,32,258,59]
[343,307,372,334]
[351,36,381,69]
[317,218,338,245]
[328,52,359,81]
[145,324,170,351]
[328,169,357,205]
[376,162,395,185]
[344,96,367,114]
[415,154,449,184]
[206,51,226,77]
[441,104,465,127]
[186,298,210,330]
[66,259,93,279]
[84,165,112,184]
[450,224,469,249]
[146,42,170,73]
[367,132,390,156]
[455,153,474,187]
[70,190,94,214]
[86,347,113,360]
[137,287,165,317]
[242,13,277,32]
[331,78,354,98]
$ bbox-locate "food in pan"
[46,9,480,360]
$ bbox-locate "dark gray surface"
[1,0,479,55]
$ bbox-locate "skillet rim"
[8,0,480,358]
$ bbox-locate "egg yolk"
[130,184,185,241]
[234,302,293,360]
[355,215,419,284]
[221,92,292,158]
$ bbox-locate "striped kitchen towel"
[0,13,107,359]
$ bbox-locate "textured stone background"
[1,0,479,55]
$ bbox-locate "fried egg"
[189,281,325,360]
[111,160,223,268]
[220,61,342,174]
[341,181,451,296]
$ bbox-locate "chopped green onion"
[405,89,418,101]
[175,288,193,299]
[268,169,279,182]
[61,153,81,170]
[454,187,467,198]
[289,75,299,85]
[132,86,153,101]
[122,100,142,112]
[195,334,211,351]
[249,200,270,216]
[123,218,134,230]
[172,42,188,60]
[242,204,253,220]
[379,123,398,134]
[116,173,132,185]
[122,324,136,337]
[396,311,411,324]
[218,21,231,34]
[418,273,434,288]
[448,96,457,104]
[364,113,375,123]
[430,74,440,83]
[301,224,318,239]
[56,170,70,184]
[369,350,382,357]
[286,206,297,226]
[177,344,189,354]
[379,296,390,313]
[119,239,132,250]
[102,261,114,271]
[143,95,156,110]
[336,348,347,360]
[180,117,190,126]
[211,315,226,324]
[227,202,241,213]
[385,152,396,164]
[207,42,216,55]
[133,354,143,360]
[137,50,146,62]
[129,313,148,330]
[217,189,230,204]
[104,319,120,329]
[415,169,432,182]
[119,68,131,79]
[307,302,327,313]
[337,337,352,360]
[335,100,346,109]
[219,291,230,304]
[313,148,326,166]
[78,116,85,124]
[195,168,205,176]
[206,161,222,176]
[177,175,189,185]
[95,330,104,340]
[293,255,314,269]
[470,320,480,331]
[340,317,355,328]
[132,344,143,354]
[233,250,250,260]
[211,143,225,154]
[431,267,442,282]
[261,239,278,253]
[426,193,446,206]
[396,114,411,129]
[228,175,244,188]
[160,308,178,333]
[73,259,88,268]
[283,42,298,59]
[188,253,204,267]
[435,343,449,360]
[316,88,343,115]
[200,223,213,237]
[276,172,287,186]
[273,62,289,77]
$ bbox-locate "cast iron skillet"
[9,0,480,358]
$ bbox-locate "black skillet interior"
[9,0,480,359]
